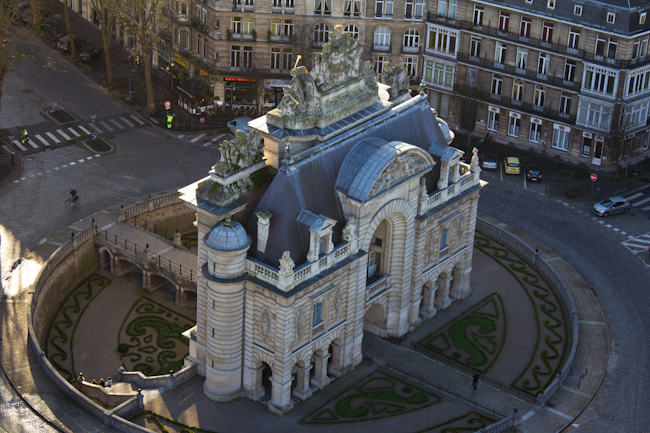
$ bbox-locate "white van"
[226,117,252,134]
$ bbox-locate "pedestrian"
[99,378,105,387]
[106,377,112,387]
[21,128,29,144]
[167,113,174,129]
[472,373,480,390]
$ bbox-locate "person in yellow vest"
[21,128,29,144]
[167,113,174,129]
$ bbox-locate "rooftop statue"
[382,62,410,100]
[212,129,264,177]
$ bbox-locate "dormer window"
[297,210,337,262]
[607,12,616,24]
[641,13,647,25]
[574,5,582,16]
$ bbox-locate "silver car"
[592,196,631,216]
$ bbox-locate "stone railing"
[118,363,198,390]
[78,381,139,408]
[117,192,181,222]
[476,218,579,410]
[420,170,480,216]
[246,242,354,291]
[366,274,391,302]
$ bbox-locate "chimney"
[256,210,272,259]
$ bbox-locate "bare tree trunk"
[63,0,76,58]
[100,15,114,86]
[144,51,154,113]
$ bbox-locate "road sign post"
[164,101,171,109]
[590,174,597,197]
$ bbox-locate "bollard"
[11,152,15,165]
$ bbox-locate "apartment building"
[428,0,650,170]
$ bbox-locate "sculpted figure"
[342,215,358,242]
[279,251,295,276]
[213,129,263,176]
[383,62,410,99]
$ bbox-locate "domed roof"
[205,217,252,251]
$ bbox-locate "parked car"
[460,151,471,164]
[524,164,542,182]
[503,157,521,175]
[592,196,631,216]
[481,152,498,170]
[80,47,103,64]
[57,34,86,53]
[226,116,252,134]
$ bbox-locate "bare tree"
[0,0,30,112]
[609,113,634,180]
[61,0,78,58]
[90,0,116,86]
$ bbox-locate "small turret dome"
[205,217,252,251]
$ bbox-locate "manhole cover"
[558,170,573,178]
[48,109,76,124]
[22,89,35,94]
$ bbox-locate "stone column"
[292,364,313,400]
[310,353,331,389]
[450,266,472,299]
[420,283,438,318]
[269,373,294,415]
[434,275,452,309]
[327,341,345,377]
[173,231,182,247]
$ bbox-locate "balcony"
[366,274,392,303]
[373,44,390,53]
[402,45,419,54]
[269,34,291,43]
[231,32,255,41]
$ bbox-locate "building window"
[508,114,520,137]
[313,302,323,326]
[547,0,555,9]
[284,20,294,36]
[231,46,241,67]
[243,17,253,34]
[243,46,253,68]
[641,13,647,25]
[282,50,293,71]
[624,101,650,128]
[559,93,571,114]
[405,0,424,19]
[606,12,615,24]
[473,6,484,26]
[403,57,418,76]
[470,37,481,57]
[533,85,545,108]
[583,65,617,96]
[314,23,329,43]
[568,28,580,50]
[487,110,499,131]
[271,48,281,71]
[491,75,503,97]
[344,0,361,16]
[530,121,541,142]
[574,5,582,15]
[271,19,281,36]
[607,38,618,59]
[595,35,606,57]
[513,79,524,101]
[541,22,553,44]
[625,65,650,97]
[373,55,388,74]
[538,53,549,75]
[577,99,613,129]
[494,42,506,64]
[231,17,242,34]
[564,60,576,82]
[437,0,457,19]
[315,0,331,15]
[520,17,531,38]
[516,48,528,69]
[433,62,454,86]
[440,228,448,250]
[499,11,510,32]
[344,25,359,39]
[552,126,570,151]
[374,26,391,48]
[427,25,458,55]
[375,0,393,18]
[404,28,420,47]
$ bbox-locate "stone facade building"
[178,29,482,414]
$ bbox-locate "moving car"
[592,196,631,216]
[503,157,521,175]
[226,116,252,134]
[57,34,86,53]
[524,164,542,182]
[80,47,103,64]
[481,152,498,170]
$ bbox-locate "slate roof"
[205,221,252,251]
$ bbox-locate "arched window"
[344,24,359,39]
[374,26,391,47]
[403,28,419,47]
[314,23,330,43]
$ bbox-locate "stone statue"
[260,309,271,339]
[334,289,343,316]
[342,215,357,242]
[383,62,410,100]
[369,153,428,197]
[470,147,480,172]
[296,309,306,340]
[213,129,264,176]
[279,251,295,276]
[425,231,436,265]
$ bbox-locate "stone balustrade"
[420,170,480,216]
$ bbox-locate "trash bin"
[596,187,602,200]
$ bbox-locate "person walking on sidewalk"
[167,113,174,129]
[472,373,480,390]
[21,128,29,145]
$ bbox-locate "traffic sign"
[590,174,597,182]
[164,101,171,108]
[92,133,97,139]
[200,117,205,123]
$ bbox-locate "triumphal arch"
[179,26,483,415]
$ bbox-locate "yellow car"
[503,157,521,175]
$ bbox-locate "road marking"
[110,118,125,130]
[69,161,76,165]
[34,135,49,147]
[130,114,146,125]
[12,140,27,151]
[190,133,207,143]
[632,196,650,207]
[546,406,572,420]
[67,127,81,137]
[579,320,606,325]
[120,116,135,127]
[99,121,114,132]
[1,145,10,152]
[27,138,39,149]
[45,132,61,143]
[625,192,643,201]
[148,117,159,124]
[89,124,101,133]
[56,129,71,141]
[177,134,185,139]
[561,386,591,398]
[622,234,650,254]
[643,204,650,211]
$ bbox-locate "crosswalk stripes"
[67,127,80,137]
[99,121,114,132]
[130,114,145,125]
[110,119,125,130]
[120,117,135,127]
[625,187,650,211]
[190,133,207,143]
[34,134,49,147]
[27,138,39,149]
[622,234,650,254]
[56,129,71,141]
[45,132,61,144]
[12,140,27,151]
[79,125,92,135]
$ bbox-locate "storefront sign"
[509,111,521,119]
[224,77,257,83]
[530,117,542,125]
[264,79,292,88]
[583,131,593,139]
[488,105,500,113]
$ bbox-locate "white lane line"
[546,406,572,420]
[190,133,207,143]
[561,385,591,398]
[67,127,81,137]
[643,205,650,211]
[177,134,185,139]
[34,135,49,147]
[632,196,650,207]
[99,121,114,132]
[28,138,39,149]
[88,124,101,133]
[625,192,643,201]
[12,140,28,151]
[110,118,125,130]
[56,129,71,141]
[130,114,146,125]
[45,132,61,143]
[120,116,135,127]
